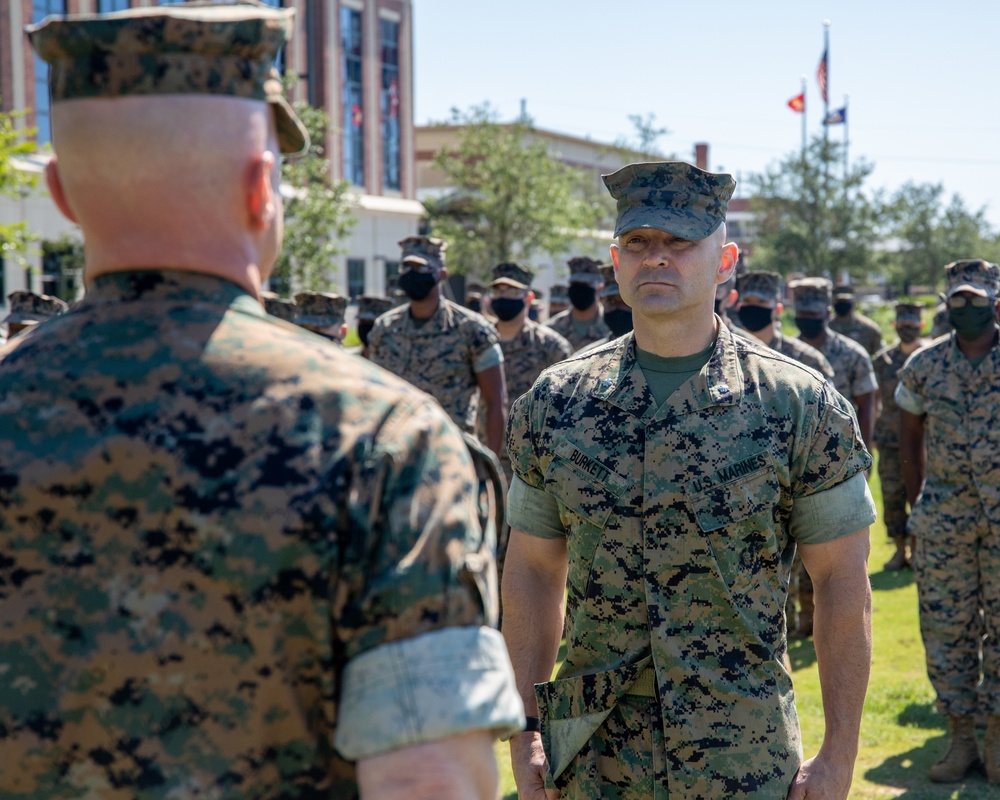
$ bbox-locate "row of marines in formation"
[0,255,955,641]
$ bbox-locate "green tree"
[747,134,883,281]
[423,104,594,277]
[0,109,39,270]
[271,91,357,294]
[881,182,1000,292]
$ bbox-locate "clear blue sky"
[414,0,1000,229]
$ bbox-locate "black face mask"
[948,305,995,340]
[491,297,525,322]
[604,308,633,337]
[398,271,438,301]
[528,306,539,321]
[357,320,375,346]
[795,317,826,339]
[568,283,597,311]
[896,326,920,344]
[833,300,854,316]
[737,305,774,333]
[466,300,481,313]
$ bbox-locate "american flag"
[816,48,829,104]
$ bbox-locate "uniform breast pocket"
[686,459,783,603]
[544,440,632,597]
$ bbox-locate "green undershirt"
[635,341,715,408]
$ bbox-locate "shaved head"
[50,95,281,285]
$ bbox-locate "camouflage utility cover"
[261,290,294,321]
[603,161,735,240]
[945,258,1000,298]
[27,2,307,154]
[3,290,68,324]
[789,277,832,313]
[0,270,520,797]
[566,257,603,284]
[895,301,923,324]
[357,294,393,321]
[294,291,347,328]
[507,326,872,799]
[399,235,446,271]
[368,297,502,434]
[491,261,533,289]
[737,271,781,304]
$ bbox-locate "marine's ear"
[45,156,78,224]
[245,150,277,232]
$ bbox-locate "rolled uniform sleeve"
[336,626,524,759]
[791,381,874,508]
[508,474,565,538]
[790,471,877,544]
[851,352,879,397]
[333,394,522,757]
[471,318,504,373]
[894,380,925,415]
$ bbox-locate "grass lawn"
[494,453,1000,798]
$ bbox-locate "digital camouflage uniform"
[0,7,524,799]
[769,330,834,380]
[830,288,884,356]
[896,260,1000,718]
[355,294,393,359]
[507,328,873,800]
[546,257,610,351]
[368,238,503,436]
[507,162,875,800]
[872,303,924,546]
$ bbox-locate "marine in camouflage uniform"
[0,6,523,798]
[503,161,875,800]
[368,236,508,455]
[2,290,68,339]
[734,270,836,635]
[897,259,1000,783]
[788,277,878,638]
[790,277,878,448]
[734,271,834,381]
[486,261,572,482]
[354,294,393,359]
[872,302,925,571]
[574,264,633,354]
[545,257,610,350]
[830,285,885,355]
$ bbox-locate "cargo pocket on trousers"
[534,655,654,786]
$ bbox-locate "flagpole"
[843,94,849,181]
[822,19,830,144]
[801,76,807,159]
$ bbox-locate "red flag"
[787,93,805,113]
[816,48,828,103]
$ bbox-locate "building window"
[341,6,364,187]
[384,260,399,294]
[98,0,130,10]
[347,258,365,299]
[41,239,82,301]
[380,19,401,191]
[32,1,66,146]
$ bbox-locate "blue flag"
[824,107,846,125]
